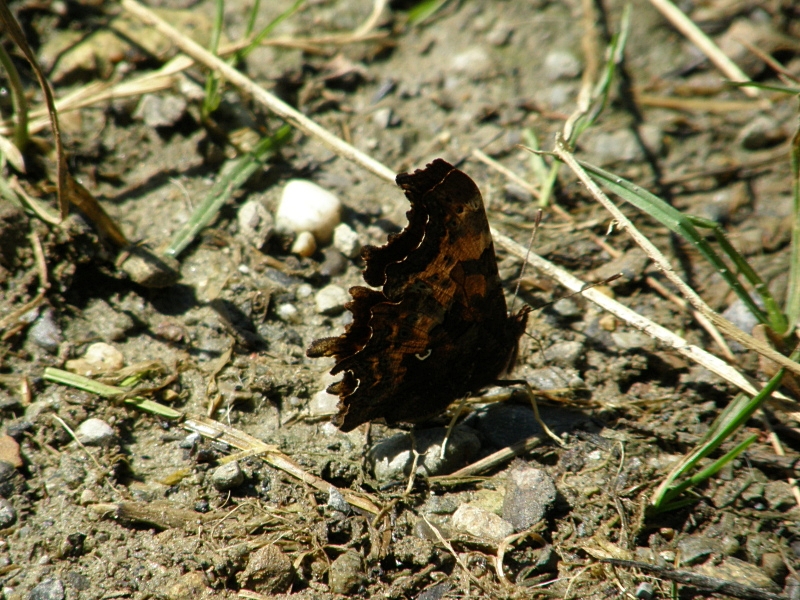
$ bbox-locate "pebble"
[372,107,398,129]
[237,200,274,249]
[761,552,787,583]
[328,550,366,595]
[118,246,180,288]
[502,466,557,531]
[237,544,294,594]
[309,390,339,418]
[526,366,583,390]
[611,331,655,351]
[275,303,299,323]
[369,427,480,482]
[319,247,348,277]
[276,179,342,244]
[542,341,585,367]
[315,284,350,315]
[738,115,787,150]
[65,342,124,375]
[29,579,65,600]
[133,93,188,128]
[697,557,779,592]
[584,129,645,164]
[327,486,351,513]
[0,497,16,528]
[486,22,513,46]
[0,434,22,468]
[504,183,533,203]
[166,571,212,600]
[333,223,362,259]
[677,534,720,566]
[75,418,116,447]
[450,48,494,79]
[635,582,655,599]
[290,230,317,257]
[451,504,514,541]
[543,50,582,81]
[211,461,244,491]
[28,308,62,353]
[552,298,581,318]
[0,460,26,498]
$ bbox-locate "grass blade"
[165,124,292,258]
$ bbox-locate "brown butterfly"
[307,159,530,431]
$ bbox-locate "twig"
[551,136,800,380]
[647,0,761,100]
[121,0,395,185]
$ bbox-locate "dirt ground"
[2,0,800,598]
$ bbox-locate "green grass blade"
[578,159,773,328]
[43,367,183,419]
[201,0,225,117]
[407,0,451,25]
[651,367,786,510]
[165,125,292,258]
[238,0,305,60]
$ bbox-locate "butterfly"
[307,159,530,431]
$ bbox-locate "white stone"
[333,223,362,259]
[315,284,349,315]
[65,342,124,375]
[543,50,582,81]
[276,179,342,244]
[291,230,317,257]
[76,418,116,446]
[276,303,299,322]
[451,504,514,541]
[309,389,339,417]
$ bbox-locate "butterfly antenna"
[510,210,542,314]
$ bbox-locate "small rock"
[502,466,557,531]
[372,107,398,129]
[275,303,299,322]
[81,299,135,341]
[543,50,582,80]
[450,48,494,79]
[451,504,514,541]
[327,486,351,513]
[5,420,33,442]
[134,93,187,128]
[368,427,481,482]
[611,331,655,351]
[309,390,339,418]
[584,129,645,164]
[328,550,365,595]
[65,342,124,375]
[333,223,362,259]
[487,22,513,46]
[75,418,116,447]
[291,230,317,257]
[0,460,26,499]
[697,557,780,592]
[211,461,244,491]
[237,544,294,594]
[315,284,349,316]
[118,246,180,288]
[677,534,720,566]
[722,298,761,351]
[0,497,16,528]
[237,200,274,249]
[543,341,584,367]
[276,179,342,244]
[166,571,211,600]
[552,298,581,317]
[526,366,583,390]
[30,579,65,600]
[28,308,62,353]
[738,116,787,150]
[635,582,655,599]
[319,247,348,277]
[0,435,22,468]
[504,183,533,203]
